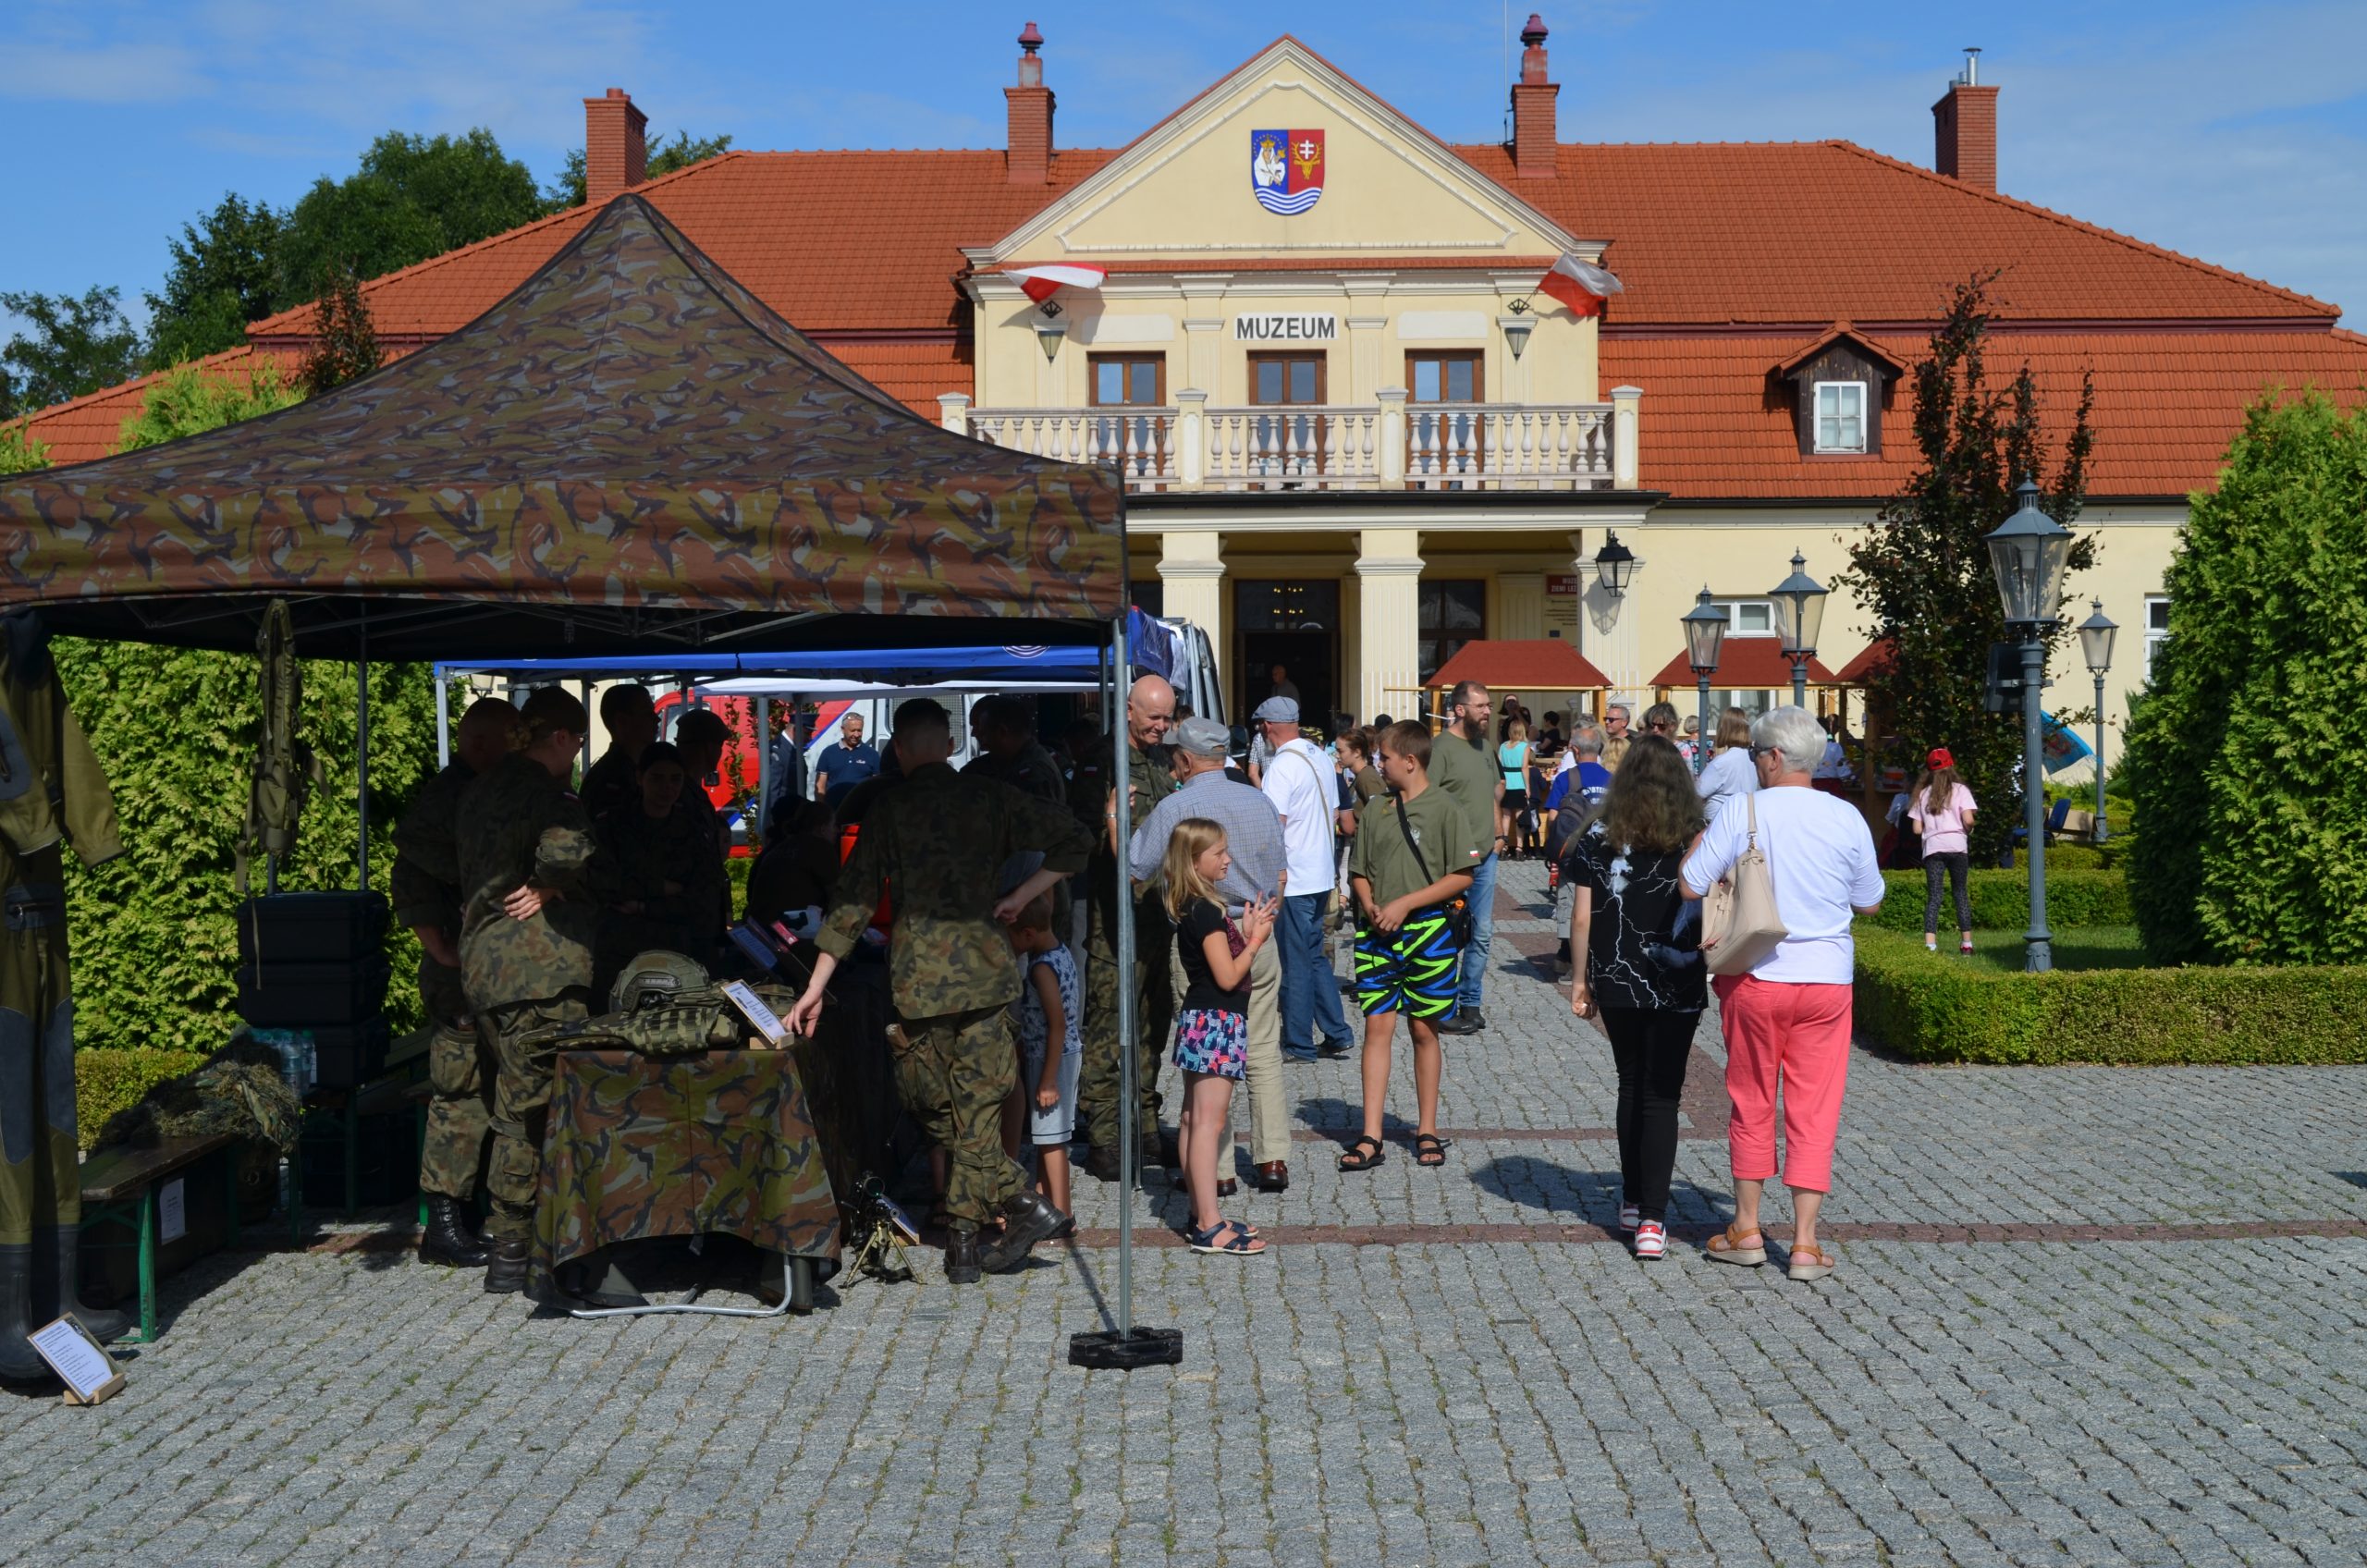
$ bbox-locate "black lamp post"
[1682,586,1728,777]
[1985,477,2075,974]
[2077,598,2117,844]
[1770,548,1827,708]
[1593,531,1638,598]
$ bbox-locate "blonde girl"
[1161,818,1276,1256]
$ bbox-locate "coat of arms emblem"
[1250,129,1325,214]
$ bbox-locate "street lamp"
[1769,547,1827,708]
[1985,476,2075,974]
[1681,586,1729,777]
[2077,597,2118,844]
[1592,531,1637,598]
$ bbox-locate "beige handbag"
[1700,793,1788,976]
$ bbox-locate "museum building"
[20,21,2367,737]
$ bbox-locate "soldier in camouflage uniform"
[0,615,129,1381]
[1077,675,1179,1182]
[389,695,519,1268]
[592,740,728,993]
[963,694,1073,933]
[578,682,656,827]
[457,687,601,1294]
[786,698,1091,1285]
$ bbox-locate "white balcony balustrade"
[953,393,1637,493]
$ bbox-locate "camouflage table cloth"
[531,1049,841,1294]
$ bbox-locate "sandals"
[1188,1219,1267,1256]
[1413,1133,1451,1168]
[1704,1224,1767,1267]
[1338,1134,1386,1171]
[1787,1242,1837,1281]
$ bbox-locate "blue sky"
[4,0,2364,343]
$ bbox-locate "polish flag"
[1003,263,1109,304]
[1535,254,1624,318]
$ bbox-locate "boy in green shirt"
[1340,720,1483,1171]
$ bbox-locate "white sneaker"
[1618,1203,1639,1233]
[1632,1221,1666,1260]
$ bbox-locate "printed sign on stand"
[720,981,790,1047]
[27,1317,126,1406]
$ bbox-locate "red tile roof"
[1429,638,1612,692]
[18,111,2366,495]
[1647,640,1840,690]
[11,343,315,466]
[1606,325,2367,499]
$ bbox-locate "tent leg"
[1070,618,1180,1372]
[435,668,451,769]
[754,696,773,840]
[356,633,371,890]
[579,680,594,777]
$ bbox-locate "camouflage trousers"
[889,1006,1025,1231]
[0,903,75,1253]
[415,957,497,1204]
[1076,901,1173,1157]
[481,988,593,1244]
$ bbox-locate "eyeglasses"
[1749,745,1777,760]
[1649,722,1672,733]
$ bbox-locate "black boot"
[483,1237,530,1294]
[943,1229,983,1285]
[51,1228,130,1344]
[418,1195,491,1268]
[979,1189,1072,1274]
[0,1245,52,1383]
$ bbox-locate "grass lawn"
[1917,925,2152,974]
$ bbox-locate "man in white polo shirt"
[1256,697,1356,1065]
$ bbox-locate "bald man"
[1078,675,1180,1180]
[392,696,521,1268]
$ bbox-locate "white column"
[1158,533,1227,679]
[937,391,971,436]
[1610,385,1642,489]
[1183,315,1225,399]
[1377,386,1409,490]
[1174,389,1207,491]
[1355,527,1424,722]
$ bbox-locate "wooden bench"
[79,1133,242,1345]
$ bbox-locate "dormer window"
[1777,325,1904,459]
[1813,381,1868,453]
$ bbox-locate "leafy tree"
[277,128,544,297]
[544,129,733,210]
[2123,392,2367,966]
[143,193,287,364]
[0,286,143,418]
[298,269,382,395]
[0,421,46,474]
[117,358,302,451]
[1835,276,2098,864]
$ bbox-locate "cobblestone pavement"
[7,858,2367,1566]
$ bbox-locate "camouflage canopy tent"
[0,194,1124,658]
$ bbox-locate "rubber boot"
[0,1245,55,1382]
[52,1229,129,1345]
[417,1195,491,1268]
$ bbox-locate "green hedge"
[1870,868,2130,933]
[74,1047,211,1152]
[1852,926,2367,1064]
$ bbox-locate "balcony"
[945,387,1640,494]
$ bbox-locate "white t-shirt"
[1682,784,1883,986]
[1260,737,1337,895]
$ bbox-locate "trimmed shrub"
[74,1047,211,1152]
[1869,868,2129,934]
[1852,927,2367,1064]
[2124,393,2367,966]
[57,641,438,1054]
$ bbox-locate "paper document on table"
[720,981,790,1046]
[29,1317,118,1402]
[159,1177,187,1243]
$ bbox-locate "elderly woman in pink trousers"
[1681,705,1884,1281]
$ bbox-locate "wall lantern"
[1592,530,1637,597]
[1034,299,1067,362]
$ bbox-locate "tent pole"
[356,628,371,891]
[755,696,773,840]
[435,668,451,768]
[580,680,594,777]
[1111,617,1137,1337]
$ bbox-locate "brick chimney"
[583,88,648,206]
[1006,22,1055,187]
[1511,14,1559,180]
[1932,49,2000,191]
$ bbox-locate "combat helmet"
[607,949,712,1015]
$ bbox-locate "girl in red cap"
[1908,748,1978,952]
